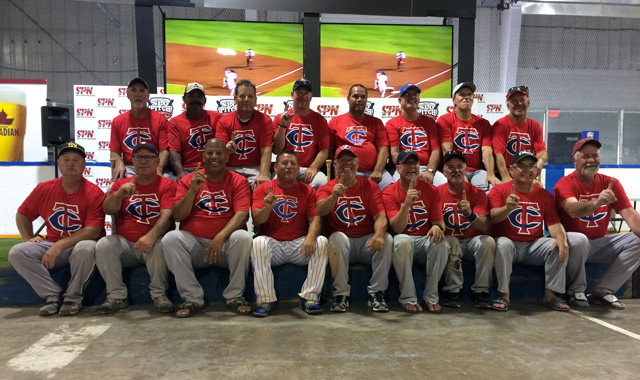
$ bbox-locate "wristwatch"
[426,168,435,174]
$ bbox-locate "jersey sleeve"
[385,119,400,148]
[611,178,633,212]
[316,116,331,150]
[109,116,122,153]
[306,186,318,218]
[553,177,576,208]
[272,114,281,134]
[259,113,274,148]
[17,183,44,221]
[429,189,443,222]
[160,180,177,210]
[532,121,546,153]
[158,117,169,151]
[437,115,453,143]
[214,118,230,142]
[374,118,389,147]
[382,186,400,220]
[471,186,490,215]
[479,118,492,147]
[427,118,441,151]
[174,175,191,205]
[541,190,561,226]
[252,182,268,210]
[492,120,507,155]
[488,184,507,209]
[84,185,107,229]
[232,174,251,212]
[168,118,182,152]
[316,182,333,201]
[369,181,386,215]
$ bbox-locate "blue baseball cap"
[133,142,159,156]
[396,150,419,165]
[399,83,421,98]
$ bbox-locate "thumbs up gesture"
[332,174,348,199]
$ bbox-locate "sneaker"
[97,297,128,315]
[253,302,278,318]
[59,301,82,316]
[39,301,60,316]
[473,292,492,309]
[153,295,174,314]
[330,295,350,313]
[367,291,389,312]
[300,298,322,315]
[569,292,590,308]
[443,292,461,308]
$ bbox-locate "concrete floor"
[1,300,640,380]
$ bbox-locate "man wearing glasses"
[95,142,177,314]
[488,150,588,312]
[438,82,499,193]
[386,83,444,186]
[492,86,547,184]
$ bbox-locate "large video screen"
[165,20,303,96]
[320,24,453,98]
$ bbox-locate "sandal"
[540,296,570,312]
[587,293,625,310]
[491,297,510,312]
[175,302,204,318]
[401,301,422,312]
[253,302,278,317]
[227,297,252,315]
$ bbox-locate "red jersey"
[110,110,169,165]
[437,112,492,172]
[253,179,318,241]
[554,172,631,239]
[110,175,177,242]
[317,176,385,238]
[488,181,560,242]
[175,170,251,239]
[436,182,488,239]
[168,111,222,169]
[329,113,389,171]
[383,180,442,236]
[272,109,330,167]
[18,178,105,243]
[385,114,440,166]
[492,116,545,169]
[215,110,273,167]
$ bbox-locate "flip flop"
[401,301,422,312]
[491,297,510,312]
[422,301,442,313]
[540,296,570,312]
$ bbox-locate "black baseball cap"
[292,78,312,92]
[58,142,86,158]
[511,150,537,165]
[396,150,419,165]
[132,142,159,156]
[443,150,466,164]
[128,77,149,90]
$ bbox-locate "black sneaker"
[473,292,491,309]
[330,295,350,312]
[367,291,389,312]
[443,292,461,308]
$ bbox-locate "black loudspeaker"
[41,106,71,147]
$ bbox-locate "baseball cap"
[127,77,149,90]
[292,78,312,92]
[58,142,86,158]
[396,150,419,165]
[452,82,476,97]
[511,150,537,165]
[132,142,159,156]
[185,82,205,96]
[571,137,602,157]
[443,150,466,164]
[399,83,421,98]
[335,145,357,158]
[506,85,529,100]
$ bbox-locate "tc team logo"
[188,126,213,151]
[126,194,160,224]
[123,127,152,150]
[508,202,541,234]
[506,132,532,155]
[273,195,298,222]
[196,190,230,215]
[578,194,608,227]
[285,123,313,152]
[335,196,366,227]
[400,126,428,150]
[406,201,429,231]
[345,126,368,145]
[233,130,256,159]
[453,127,480,153]
[443,203,471,237]
[48,203,82,236]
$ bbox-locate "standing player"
[9,142,105,316]
[374,70,382,90]
[273,78,329,188]
[168,82,222,181]
[377,72,389,97]
[96,142,176,314]
[251,151,329,317]
[216,79,273,188]
[396,51,406,71]
[329,84,394,190]
[245,48,255,69]
[386,83,444,185]
[226,69,238,97]
[161,138,252,317]
[437,151,495,309]
[489,150,588,312]
[317,145,393,313]
[438,82,499,193]
[383,150,449,312]
[110,77,169,180]
[492,86,547,183]
[555,138,640,309]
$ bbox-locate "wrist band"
[435,224,444,231]
[467,212,478,222]
[279,124,287,129]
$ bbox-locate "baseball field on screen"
[165,20,303,96]
[320,24,453,98]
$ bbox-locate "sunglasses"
[508,85,529,94]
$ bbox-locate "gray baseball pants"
[466,170,492,195]
[444,234,496,294]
